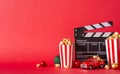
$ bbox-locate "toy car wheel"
[89,65,93,69]
[100,64,104,68]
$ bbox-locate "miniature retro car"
[80,56,105,69]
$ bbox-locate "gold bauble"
[55,64,60,68]
[111,63,118,69]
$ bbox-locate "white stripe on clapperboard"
[84,25,94,30]
[102,32,112,37]
[114,39,118,64]
[93,32,103,37]
[84,22,111,31]
[93,24,103,29]
[84,22,111,30]
[101,22,111,27]
[84,32,94,37]
[84,32,112,37]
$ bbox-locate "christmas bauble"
[40,61,47,67]
[54,55,60,64]
[112,63,118,69]
[54,64,60,68]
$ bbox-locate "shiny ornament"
[54,55,60,64]
[73,60,81,68]
[55,64,60,68]
[40,61,47,67]
[105,65,110,70]
[112,63,118,69]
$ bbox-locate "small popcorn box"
[105,32,120,69]
[59,38,74,68]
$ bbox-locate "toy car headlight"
[81,63,87,68]
[84,64,87,68]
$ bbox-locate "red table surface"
[0,63,120,74]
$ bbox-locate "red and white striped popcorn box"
[105,39,120,68]
[59,44,74,68]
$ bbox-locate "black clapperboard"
[74,21,113,63]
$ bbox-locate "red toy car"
[80,56,105,69]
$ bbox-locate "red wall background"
[0,0,120,66]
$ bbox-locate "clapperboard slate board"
[74,21,113,63]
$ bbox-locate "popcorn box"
[59,39,74,68]
[105,34,120,68]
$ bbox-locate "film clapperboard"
[74,21,113,63]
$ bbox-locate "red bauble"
[40,61,47,67]
[73,60,81,68]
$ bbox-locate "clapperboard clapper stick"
[74,21,113,63]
